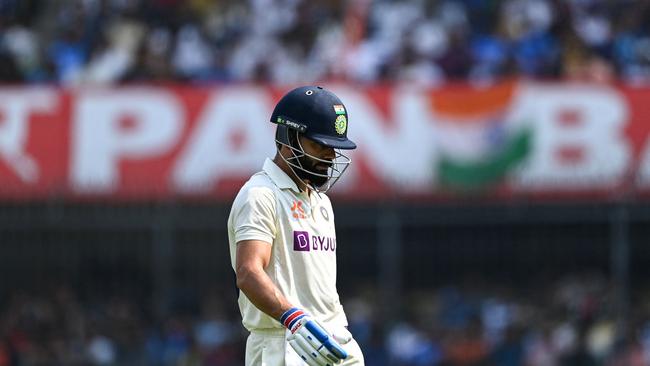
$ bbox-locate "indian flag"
[432,82,531,190]
[333,105,346,115]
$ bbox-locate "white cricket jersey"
[228,158,348,331]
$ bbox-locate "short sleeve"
[231,186,276,245]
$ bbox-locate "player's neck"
[273,154,311,194]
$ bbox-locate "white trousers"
[245,328,364,366]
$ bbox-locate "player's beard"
[295,154,331,188]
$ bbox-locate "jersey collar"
[263,158,301,193]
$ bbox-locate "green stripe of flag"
[437,128,532,191]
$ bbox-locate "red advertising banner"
[1,82,650,202]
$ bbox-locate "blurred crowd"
[358,273,650,366]
[0,286,247,366]
[1,0,650,86]
[2,273,650,366]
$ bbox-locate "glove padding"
[280,307,348,366]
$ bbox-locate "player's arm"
[235,239,349,365]
[235,239,292,319]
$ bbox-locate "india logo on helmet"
[335,115,347,135]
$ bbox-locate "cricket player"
[228,86,364,365]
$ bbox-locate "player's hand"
[280,307,348,365]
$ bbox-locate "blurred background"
[2,0,650,365]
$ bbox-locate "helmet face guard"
[276,126,351,193]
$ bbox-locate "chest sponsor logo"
[291,200,307,219]
[293,231,336,252]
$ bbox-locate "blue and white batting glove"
[280,307,348,366]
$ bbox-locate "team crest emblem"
[335,115,347,135]
[320,207,329,221]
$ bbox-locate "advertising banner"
[0,82,649,201]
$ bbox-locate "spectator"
[0,0,649,85]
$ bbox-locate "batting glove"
[280,307,348,366]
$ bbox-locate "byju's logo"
[292,231,336,252]
[293,231,310,251]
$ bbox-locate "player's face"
[297,136,335,187]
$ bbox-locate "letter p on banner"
[70,89,183,193]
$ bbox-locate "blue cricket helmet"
[271,86,357,150]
